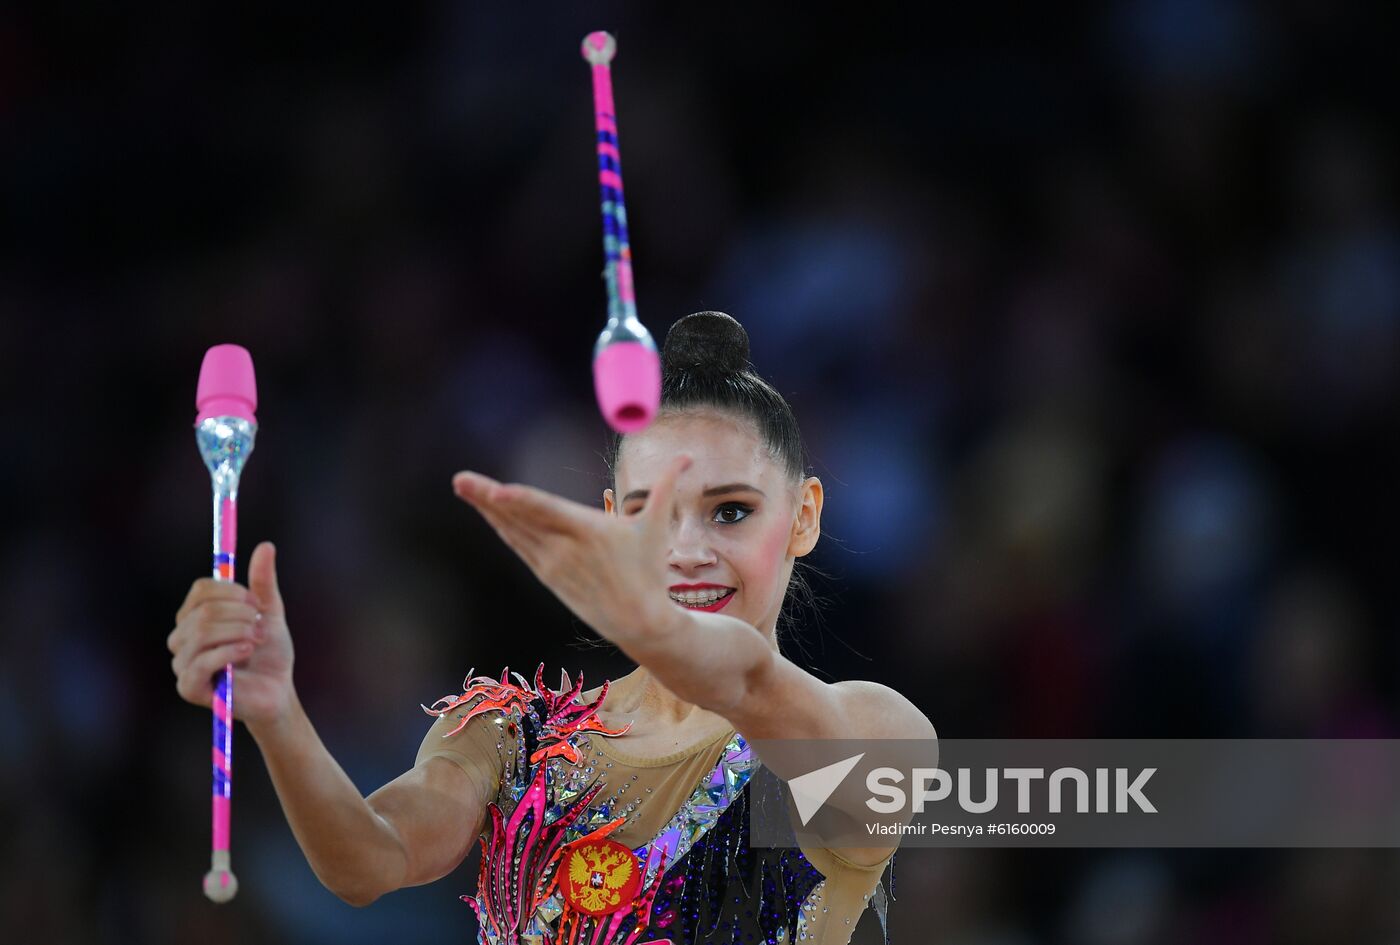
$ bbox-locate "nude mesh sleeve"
[414,701,515,814]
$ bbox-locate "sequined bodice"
[421,666,891,945]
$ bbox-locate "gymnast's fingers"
[641,454,692,531]
[452,470,502,505]
[493,482,599,536]
[455,470,597,537]
[453,472,551,555]
[175,577,252,625]
[170,618,262,675]
[168,600,260,654]
[474,496,548,570]
[176,641,254,707]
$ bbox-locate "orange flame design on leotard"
[421,663,632,765]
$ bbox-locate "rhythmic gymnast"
[167,310,936,944]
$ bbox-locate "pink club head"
[593,340,660,433]
[195,344,258,425]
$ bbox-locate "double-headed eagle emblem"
[562,838,642,915]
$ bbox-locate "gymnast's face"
[604,408,822,640]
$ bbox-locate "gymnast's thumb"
[248,541,285,618]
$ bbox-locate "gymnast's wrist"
[613,599,690,661]
[246,688,307,748]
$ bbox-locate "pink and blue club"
[582,31,661,434]
[193,343,259,903]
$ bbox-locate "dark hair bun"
[661,311,752,376]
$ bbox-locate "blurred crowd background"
[2,4,1397,944]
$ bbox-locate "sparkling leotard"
[416,667,894,944]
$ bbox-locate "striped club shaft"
[589,57,637,322]
[211,492,236,852]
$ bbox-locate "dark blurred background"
[2,3,1398,943]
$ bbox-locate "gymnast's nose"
[667,514,716,572]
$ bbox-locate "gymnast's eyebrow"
[622,483,767,504]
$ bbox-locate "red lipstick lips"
[669,583,736,613]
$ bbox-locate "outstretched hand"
[452,454,693,650]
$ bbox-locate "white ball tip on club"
[581,31,616,66]
[203,866,239,903]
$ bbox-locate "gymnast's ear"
[603,488,616,514]
[787,477,822,558]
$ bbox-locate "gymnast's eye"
[714,503,752,525]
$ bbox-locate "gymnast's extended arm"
[168,542,490,907]
[247,697,489,906]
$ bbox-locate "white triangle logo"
[788,753,865,826]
